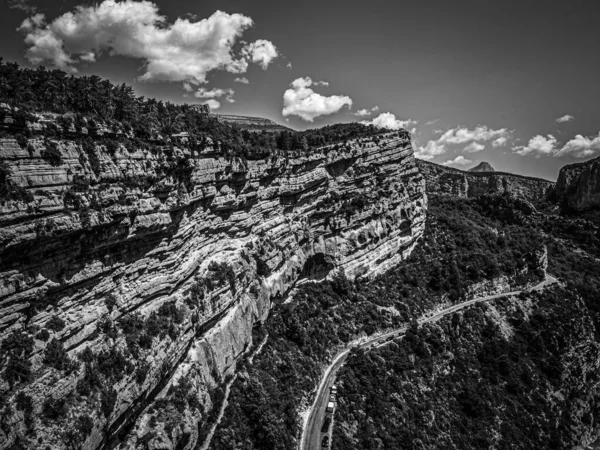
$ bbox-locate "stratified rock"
[417,160,554,201]
[555,155,600,211]
[0,130,426,449]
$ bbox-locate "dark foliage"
[0,60,398,161]
[46,315,66,332]
[43,339,77,373]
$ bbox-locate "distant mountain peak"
[469,161,495,172]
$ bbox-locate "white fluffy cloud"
[438,126,510,145]
[194,87,234,99]
[463,142,485,153]
[415,124,510,161]
[442,155,472,166]
[241,39,279,70]
[362,113,416,130]
[18,1,278,85]
[282,77,352,122]
[513,135,558,156]
[556,114,575,123]
[555,133,600,158]
[202,99,221,110]
[513,132,600,158]
[234,77,249,84]
[354,106,379,117]
[415,140,447,160]
[492,136,508,147]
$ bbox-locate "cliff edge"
[0,130,426,449]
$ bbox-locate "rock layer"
[555,155,600,211]
[417,160,554,201]
[0,131,426,449]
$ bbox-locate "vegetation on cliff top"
[0,59,398,161]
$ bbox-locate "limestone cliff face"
[417,160,554,201]
[0,131,426,449]
[555,156,600,211]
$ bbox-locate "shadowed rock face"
[0,131,426,449]
[417,160,554,201]
[555,156,600,211]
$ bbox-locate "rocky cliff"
[555,155,600,211]
[417,159,554,201]
[0,130,426,449]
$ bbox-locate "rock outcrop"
[0,130,426,449]
[468,161,494,172]
[555,155,600,211]
[417,159,554,201]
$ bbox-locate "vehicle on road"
[329,394,335,402]
[321,416,331,432]
[326,401,335,413]
[322,436,330,448]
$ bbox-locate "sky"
[1,0,600,180]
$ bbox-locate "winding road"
[300,276,557,450]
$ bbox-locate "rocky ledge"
[417,159,554,201]
[555,155,600,211]
[0,130,426,449]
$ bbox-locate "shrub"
[15,392,33,415]
[36,329,50,341]
[101,387,117,418]
[42,396,66,421]
[46,315,66,332]
[15,134,28,149]
[41,140,62,166]
[104,294,118,312]
[43,339,77,373]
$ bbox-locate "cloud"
[463,142,485,153]
[414,124,509,160]
[194,87,234,104]
[415,140,447,160]
[425,119,439,126]
[282,77,352,122]
[354,106,379,117]
[442,155,472,166]
[18,2,278,85]
[513,135,558,156]
[194,87,234,98]
[8,0,37,14]
[555,133,600,158]
[241,39,279,69]
[492,136,508,147]
[438,126,510,146]
[287,62,292,69]
[556,114,575,123]
[234,77,249,84]
[362,112,417,130]
[201,99,220,110]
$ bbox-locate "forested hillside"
[331,196,600,450]
[209,195,549,449]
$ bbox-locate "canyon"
[0,129,426,449]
